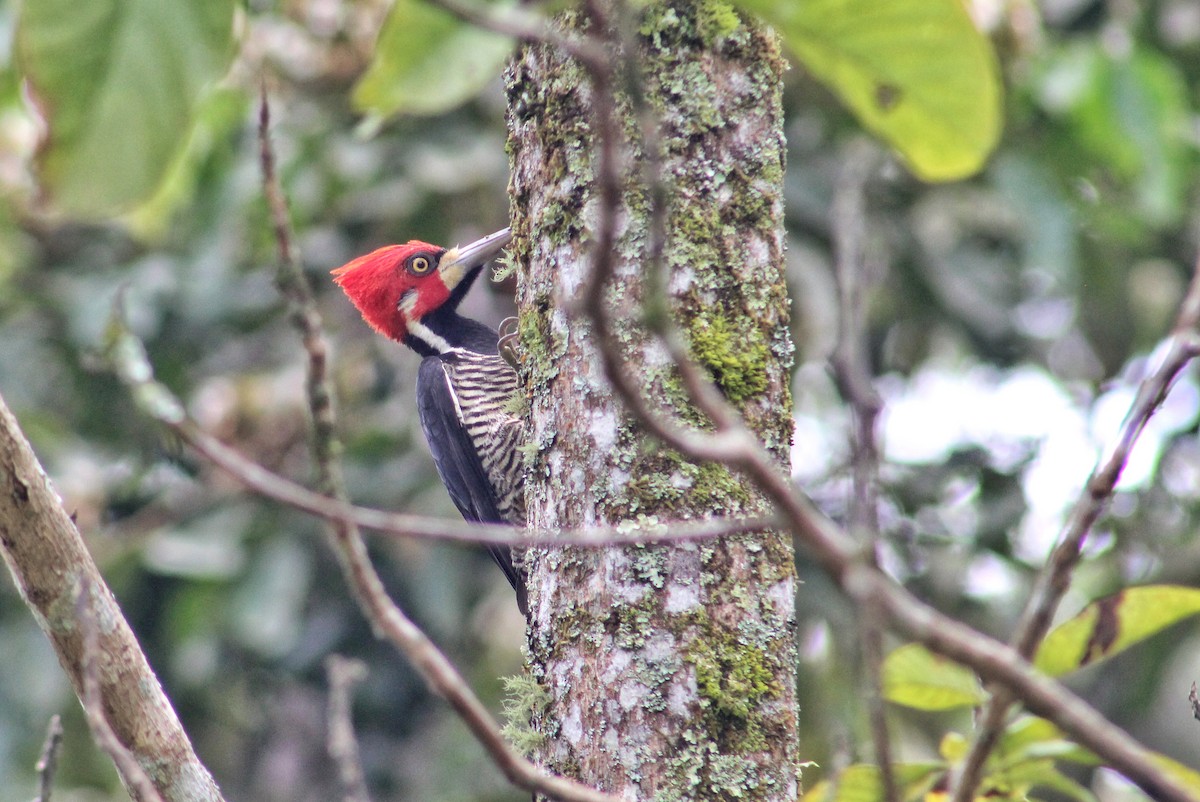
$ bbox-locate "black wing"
[416,356,527,614]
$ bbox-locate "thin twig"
[834,150,892,801]
[182,415,773,546]
[102,346,774,546]
[948,253,1200,802]
[325,656,372,802]
[426,0,607,66]
[33,715,63,802]
[76,578,164,802]
[830,138,884,538]
[259,86,341,484]
[255,91,619,802]
[830,139,894,802]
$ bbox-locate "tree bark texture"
[506,2,798,799]
[0,392,224,802]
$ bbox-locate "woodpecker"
[331,228,528,615]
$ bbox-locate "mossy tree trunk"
[505,1,797,799]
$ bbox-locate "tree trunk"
[505,2,798,799]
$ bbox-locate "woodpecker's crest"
[331,228,512,352]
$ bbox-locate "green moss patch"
[686,313,769,403]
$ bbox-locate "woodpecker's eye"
[407,254,435,275]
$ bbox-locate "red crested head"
[331,241,448,342]
[331,228,513,350]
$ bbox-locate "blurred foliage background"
[0,0,1199,800]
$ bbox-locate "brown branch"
[600,354,1198,802]
[76,577,164,802]
[426,0,607,65]
[829,139,895,802]
[949,252,1200,802]
[0,392,224,802]
[106,326,769,548]
[325,655,372,802]
[1015,255,1200,659]
[259,86,341,484]
[33,715,63,802]
[830,138,884,538]
[254,92,620,802]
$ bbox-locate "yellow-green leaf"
[353,0,514,118]
[802,763,945,802]
[734,0,1002,181]
[16,0,236,216]
[1034,586,1200,677]
[994,716,1097,768]
[882,643,986,711]
[984,758,1096,802]
[1154,754,1200,799]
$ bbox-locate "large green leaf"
[882,643,986,711]
[736,0,1001,181]
[1035,586,1200,677]
[353,0,514,118]
[16,0,236,216]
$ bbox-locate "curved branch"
[949,254,1200,802]
[248,92,620,802]
[0,393,224,802]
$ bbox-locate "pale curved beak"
[439,227,512,286]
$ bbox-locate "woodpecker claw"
[498,317,520,370]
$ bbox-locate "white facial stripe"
[407,319,454,354]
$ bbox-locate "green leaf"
[16,0,236,216]
[802,763,944,802]
[1154,754,1200,799]
[735,0,1002,181]
[994,717,1097,768]
[985,758,1096,802]
[353,0,515,118]
[1035,585,1200,677]
[127,86,249,238]
[1034,43,1189,226]
[882,643,986,711]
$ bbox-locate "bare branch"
[325,656,372,802]
[830,138,884,537]
[33,715,63,802]
[426,0,607,66]
[254,92,621,802]
[106,320,769,548]
[0,392,224,802]
[76,577,164,802]
[950,252,1200,802]
[259,86,341,485]
[1015,253,1200,660]
[829,139,896,802]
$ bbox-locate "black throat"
[404,308,500,358]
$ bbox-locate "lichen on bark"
[505,1,798,799]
